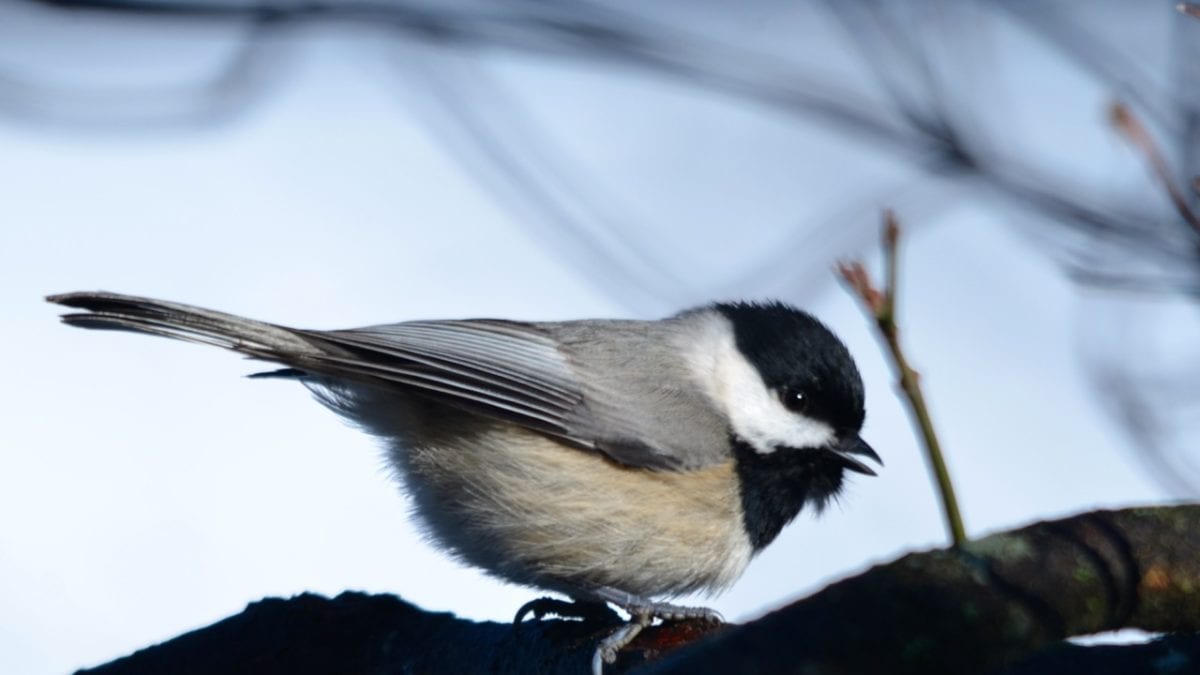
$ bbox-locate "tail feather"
[247,368,310,380]
[47,291,330,366]
[47,291,579,438]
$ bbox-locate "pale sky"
[0,3,1185,673]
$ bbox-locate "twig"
[1179,3,1200,19]
[837,211,967,547]
[1109,101,1200,234]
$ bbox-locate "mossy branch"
[646,504,1200,675]
[80,505,1200,675]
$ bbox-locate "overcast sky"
[0,2,1191,673]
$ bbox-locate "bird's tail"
[46,291,335,369]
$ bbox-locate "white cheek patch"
[686,315,837,454]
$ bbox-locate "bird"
[47,291,879,671]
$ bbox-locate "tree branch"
[79,505,1200,675]
[643,504,1200,675]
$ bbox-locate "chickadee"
[48,291,879,671]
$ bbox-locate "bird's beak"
[830,434,882,476]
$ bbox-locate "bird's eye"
[778,387,810,414]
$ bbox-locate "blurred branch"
[78,506,1200,675]
[1110,101,1200,234]
[1180,3,1200,20]
[838,211,967,547]
[1066,268,1200,296]
[997,1,1182,132]
[11,0,1193,293]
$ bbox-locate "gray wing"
[308,320,593,447]
[536,316,734,470]
[49,291,731,470]
[314,316,733,470]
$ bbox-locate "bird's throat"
[732,438,846,551]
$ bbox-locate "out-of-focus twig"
[1110,101,1200,234]
[837,211,967,547]
[1179,3,1200,19]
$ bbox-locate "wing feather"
[296,321,593,443]
[327,323,579,401]
[49,292,731,469]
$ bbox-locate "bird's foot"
[588,587,723,674]
[592,586,724,624]
[513,596,620,626]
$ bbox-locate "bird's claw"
[514,596,620,626]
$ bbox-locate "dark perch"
[79,505,1200,675]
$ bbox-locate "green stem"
[878,214,968,547]
[885,328,968,546]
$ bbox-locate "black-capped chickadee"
[48,291,879,671]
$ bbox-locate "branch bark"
[79,505,1200,675]
[645,504,1200,674]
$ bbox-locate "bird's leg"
[588,586,723,674]
[591,585,724,624]
[592,620,648,675]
